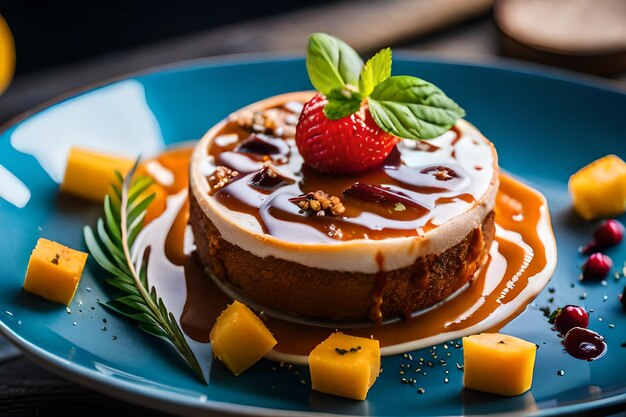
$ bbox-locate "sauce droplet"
[563,327,607,361]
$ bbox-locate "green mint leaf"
[323,88,363,120]
[368,76,465,140]
[358,47,392,97]
[306,33,363,95]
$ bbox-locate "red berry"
[581,219,625,254]
[595,219,624,245]
[548,305,589,334]
[296,94,399,173]
[581,252,612,280]
[620,288,626,308]
[563,327,607,361]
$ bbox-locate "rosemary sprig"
[83,163,206,384]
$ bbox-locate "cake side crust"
[190,189,496,321]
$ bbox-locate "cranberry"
[342,183,425,211]
[563,327,607,361]
[581,219,624,254]
[581,253,613,280]
[595,219,624,244]
[235,133,290,161]
[549,305,589,334]
[621,288,626,308]
[248,165,294,190]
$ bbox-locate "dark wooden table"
[1,3,625,416]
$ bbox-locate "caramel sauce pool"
[142,147,550,357]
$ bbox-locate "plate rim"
[1,50,625,135]
[1,53,625,417]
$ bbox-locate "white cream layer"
[190,92,498,274]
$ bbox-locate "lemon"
[0,15,15,94]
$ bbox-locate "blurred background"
[0,0,625,415]
[1,0,625,124]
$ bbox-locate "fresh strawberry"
[299,33,464,174]
[296,94,399,174]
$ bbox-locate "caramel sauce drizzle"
[185,172,547,355]
[136,147,193,266]
[208,123,485,243]
[369,252,387,323]
[140,145,550,358]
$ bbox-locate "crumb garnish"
[228,108,298,139]
[208,166,239,190]
[289,190,345,216]
[335,346,361,355]
[420,166,459,181]
[51,253,60,265]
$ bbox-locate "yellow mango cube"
[61,147,134,202]
[210,300,277,376]
[309,332,380,400]
[463,333,537,396]
[23,238,88,305]
[569,155,626,220]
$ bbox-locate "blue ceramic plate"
[0,56,625,416]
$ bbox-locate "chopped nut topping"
[434,169,452,181]
[289,190,345,216]
[208,166,239,190]
[420,166,459,181]
[228,106,301,139]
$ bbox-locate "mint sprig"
[306,33,465,140]
[369,76,466,139]
[306,33,363,95]
[359,47,391,97]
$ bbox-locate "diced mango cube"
[569,155,626,220]
[23,238,88,305]
[308,332,380,400]
[61,147,134,202]
[463,333,536,396]
[210,300,277,375]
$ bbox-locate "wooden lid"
[495,0,626,76]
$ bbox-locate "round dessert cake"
[189,91,499,322]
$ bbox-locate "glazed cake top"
[190,92,498,273]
